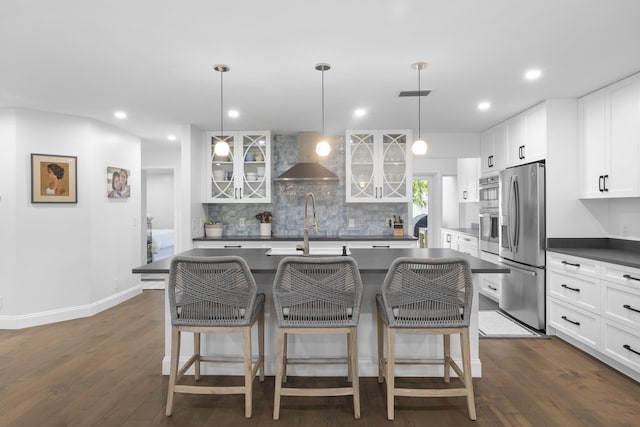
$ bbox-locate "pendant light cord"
[417,65,421,140]
[220,69,224,137]
[321,68,325,138]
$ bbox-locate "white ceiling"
[3,1,640,144]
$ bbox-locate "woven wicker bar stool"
[272,256,363,420]
[165,255,265,418]
[376,257,476,420]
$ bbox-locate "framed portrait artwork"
[107,166,131,198]
[31,154,77,203]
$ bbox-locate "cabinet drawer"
[601,263,640,288]
[549,299,601,349]
[603,320,640,372]
[547,253,599,278]
[194,241,267,249]
[479,275,500,302]
[603,281,640,330]
[548,269,600,313]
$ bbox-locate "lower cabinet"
[479,251,501,302]
[193,240,268,249]
[440,229,479,257]
[547,252,640,381]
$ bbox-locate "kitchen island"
[133,248,508,378]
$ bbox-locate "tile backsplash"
[206,134,408,237]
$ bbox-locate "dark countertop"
[547,238,640,270]
[133,247,508,275]
[441,227,479,237]
[193,234,417,242]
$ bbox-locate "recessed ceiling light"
[167,134,177,141]
[525,69,542,80]
[477,102,491,111]
[114,111,127,119]
[228,109,239,118]
[354,108,366,117]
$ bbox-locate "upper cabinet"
[578,74,640,198]
[506,103,547,167]
[457,158,480,202]
[480,122,506,175]
[345,130,413,203]
[480,103,548,175]
[204,131,271,203]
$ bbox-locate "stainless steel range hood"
[275,132,339,181]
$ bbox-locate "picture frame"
[107,166,131,199]
[31,153,77,203]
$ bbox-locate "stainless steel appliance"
[499,162,546,330]
[479,175,500,255]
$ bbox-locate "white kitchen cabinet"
[345,130,413,203]
[547,251,640,380]
[441,230,454,249]
[347,240,417,249]
[480,122,507,175]
[204,131,271,203]
[457,158,480,202]
[578,74,640,198]
[506,103,547,167]
[479,251,501,302]
[440,228,478,257]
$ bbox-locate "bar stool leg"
[273,328,286,420]
[443,333,451,383]
[376,310,384,383]
[282,332,288,383]
[258,305,265,382]
[194,332,201,381]
[350,327,361,419]
[243,326,253,418]
[460,328,476,420]
[166,327,181,416]
[386,326,396,421]
[347,332,353,382]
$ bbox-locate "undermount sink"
[265,247,350,256]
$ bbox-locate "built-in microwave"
[479,175,499,254]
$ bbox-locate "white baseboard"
[0,285,142,330]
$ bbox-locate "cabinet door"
[440,230,453,248]
[457,158,479,202]
[606,77,640,197]
[480,129,494,175]
[379,131,411,202]
[346,131,377,201]
[506,115,525,167]
[523,103,547,163]
[207,133,238,202]
[578,90,607,198]
[238,131,271,203]
[480,123,506,175]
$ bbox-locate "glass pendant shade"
[214,140,230,157]
[315,140,331,156]
[412,139,428,156]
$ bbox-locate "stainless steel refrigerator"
[499,162,546,330]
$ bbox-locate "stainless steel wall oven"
[479,175,499,255]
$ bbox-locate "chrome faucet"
[296,192,318,256]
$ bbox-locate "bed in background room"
[152,229,174,261]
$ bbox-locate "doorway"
[142,168,176,264]
[411,174,434,247]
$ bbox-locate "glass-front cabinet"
[205,131,271,203]
[345,130,412,202]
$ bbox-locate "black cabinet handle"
[463,190,468,200]
[623,304,640,314]
[561,260,581,267]
[372,245,391,248]
[561,315,580,326]
[224,245,242,248]
[623,274,640,282]
[488,155,493,168]
[488,285,497,291]
[561,284,581,292]
[623,344,640,356]
[603,174,609,192]
[598,175,604,192]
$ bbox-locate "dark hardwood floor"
[1,290,639,426]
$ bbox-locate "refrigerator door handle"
[513,176,520,251]
[500,259,538,277]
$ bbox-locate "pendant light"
[315,63,331,157]
[213,64,230,157]
[411,62,428,156]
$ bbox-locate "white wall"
[0,110,18,316]
[0,109,141,328]
[146,172,174,229]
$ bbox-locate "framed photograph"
[31,154,77,203]
[107,166,131,198]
